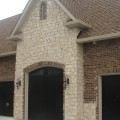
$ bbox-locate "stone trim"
[24,61,65,73]
[65,20,91,29]
[8,35,22,41]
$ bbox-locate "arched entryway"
[27,67,63,120]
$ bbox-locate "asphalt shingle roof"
[60,0,120,38]
[0,0,120,53]
[0,14,20,54]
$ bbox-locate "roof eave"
[76,32,120,43]
[0,51,16,58]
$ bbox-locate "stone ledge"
[65,20,91,29]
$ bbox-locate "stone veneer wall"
[77,44,84,120]
[14,0,83,120]
[83,39,120,120]
[0,55,15,81]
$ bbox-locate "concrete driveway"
[0,116,14,120]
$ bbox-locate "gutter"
[76,32,120,43]
[0,51,16,58]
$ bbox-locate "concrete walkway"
[0,116,14,120]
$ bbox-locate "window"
[40,2,47,20]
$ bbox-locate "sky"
[0,0,29,20]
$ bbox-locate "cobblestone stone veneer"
[14,0,83,120]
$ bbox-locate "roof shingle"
[0,0,120,54]
[0,14,20,54]
[59,0,120,38]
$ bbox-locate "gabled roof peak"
[10,0,90,36]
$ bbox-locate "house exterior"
[0,0,120,120]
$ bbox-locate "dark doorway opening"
[0,81,14,117]
[29,67,63,120]
[102,75,120,120]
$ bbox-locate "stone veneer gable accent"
[14,0,83,120]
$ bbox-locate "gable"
[6,0,120,42]
[21,0,72,36]
[10,0,90,37]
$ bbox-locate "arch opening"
[28,67,63,120]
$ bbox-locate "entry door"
[102,75,120,120]
[28,67,63,120]
[0,81,14,117]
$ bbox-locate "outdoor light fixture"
[64,74,70,89]
[16,78,21,90]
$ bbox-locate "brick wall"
[0,55,15,81]
[83,38,120,120]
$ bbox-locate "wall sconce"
[16,78,21,90]
[64,74,70,89]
